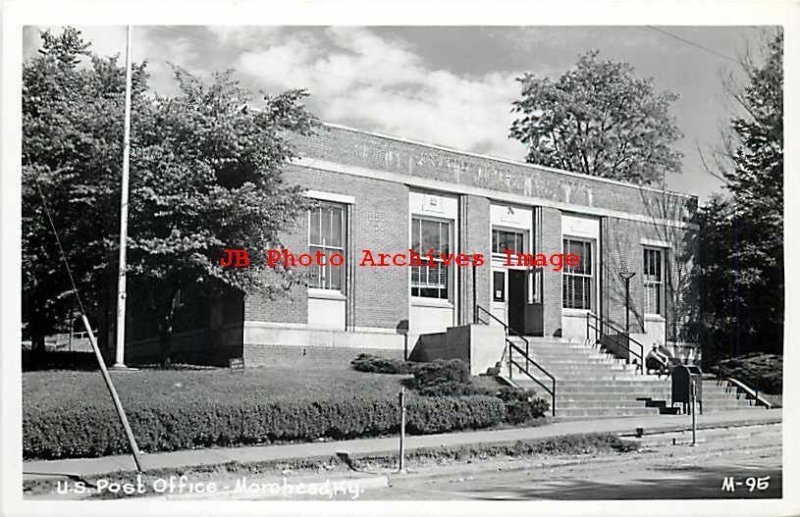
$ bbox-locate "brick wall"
[244,344,404,367]
[539,207,563,336]
[290,125,697,222]
[601,216,695,338]
[244,165,409,331]
[459,194,491,323]
[242,125,697,351]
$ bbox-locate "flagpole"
[114,25,133,368]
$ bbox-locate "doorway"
[508,269,526,335]
[507,268,544,336]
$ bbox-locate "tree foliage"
[509,50,683,185]
[23,27,142,351]
[691,32,783,360]
[22,28,319,359]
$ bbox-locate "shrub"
[406,396,506,434]
[350,353,416,374]
[406,359,495,397]
[495,386,550,424]
[22,393,506,460]
[412,359,470,387]
[416,380,494,397]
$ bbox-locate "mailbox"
[672,365,703,414]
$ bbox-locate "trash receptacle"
[672,364,703,414]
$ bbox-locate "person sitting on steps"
[645,343,671,377]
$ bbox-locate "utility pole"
[114,25,133,369]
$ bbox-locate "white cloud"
[206,26,282,47]
[235,27,527,160]
[25,26,529,161]
[24,26,202,96]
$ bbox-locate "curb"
[615,415,782,437]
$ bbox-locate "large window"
[562,238,593,310]
[492,229,525,255]
[411,217,451,300]
[643,247,665,315]
[308,202,345,291]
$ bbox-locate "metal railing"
[715,358,772,409]
[475,305,557,417]
[586,312,645,375]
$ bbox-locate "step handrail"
[585,312,645,375]
[475,305,557,417]
[715,359,773,409]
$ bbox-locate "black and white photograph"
[1,2,797,516]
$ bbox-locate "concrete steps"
[504,336,765,419]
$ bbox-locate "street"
[135,422,781,501]
[359,424,782,500]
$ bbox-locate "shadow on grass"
[22,351,99,371]
[21,350,218,372]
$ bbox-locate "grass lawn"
[22,354,519,459]
[23,356,410,413]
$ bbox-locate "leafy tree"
[22,28,319,362]
[691,32,783,361]
[127,69,318,363]
[23,27,145,353]
[509,50,683,186]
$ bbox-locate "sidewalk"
[23,408,782,480]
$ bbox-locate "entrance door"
[508,269,544,336]
[508,269,526,335]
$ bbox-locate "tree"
[22,27,145,353]
[127,69,318,363]
[509,50,683,186]
[22,28,319,362]
[691,31,783,360]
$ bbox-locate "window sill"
[562,308,592,315]
[645,314,665,322]
[308,289,346,301]
[411,297,454,309]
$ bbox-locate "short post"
[586,312,589,341]
[525,341,529,374]
[508,345,513,379]
[690,377,697,446]
[398,387,406,472]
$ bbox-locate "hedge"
[23,394,506,460]
[350,353,418,374]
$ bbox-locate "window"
[643,247,665,315]
[411,217,451,299]
[308,202,345,291]
[492,229,525,255]
[562,239,593,310]
[493,271,505,302]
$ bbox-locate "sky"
[23,25,774,201]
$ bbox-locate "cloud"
[23,26,528,160]
[24,26,205,96]
[234,27,527,160]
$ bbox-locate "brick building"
[126,123,698,368]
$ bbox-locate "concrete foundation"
[409,324,506,376]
